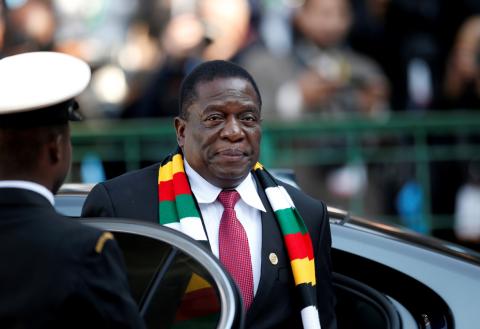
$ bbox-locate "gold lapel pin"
[269,252,278,265]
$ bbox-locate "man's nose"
[220,116,244,140]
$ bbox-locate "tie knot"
[218,190,241,209]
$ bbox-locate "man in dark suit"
[82,60,337,329]
[0,51,145,329]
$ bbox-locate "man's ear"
[174,116,186,147]
[47,134,63,165]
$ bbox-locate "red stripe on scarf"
[172,171,191,196]
[158,179,174,201]
[303,233,314,260]
[285,232,315,260]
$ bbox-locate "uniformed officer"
[0,52,145,329]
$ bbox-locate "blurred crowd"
[1,0,480,119]
[2,0,480,245]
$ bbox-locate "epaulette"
[95,232,114,253]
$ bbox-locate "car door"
[82,218,244,329]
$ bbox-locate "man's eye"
[206,114,223,121]
[241,114,258,122]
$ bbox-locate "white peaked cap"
[0,51,91,114]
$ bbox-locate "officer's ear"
[46,134,62,165]
[46,126,69,165]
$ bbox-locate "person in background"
[0,51,145,329]
[1,0,56,55]
[123,0,252,119]
[349,0,480,111]
[442,15,480,110]
[241,0,389,119]
[82,60,337,329]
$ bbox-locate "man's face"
[297,0,351,48]
[175,77,261,189]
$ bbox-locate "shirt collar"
[0,180,55,205]
[184,160,266,212]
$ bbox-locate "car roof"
[328,206,480,266]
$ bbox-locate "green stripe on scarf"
[159,195,198,224]
[275,208,309,235]
[159,200,178,224]
[175,194,199,218]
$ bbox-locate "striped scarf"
[158,149,321,329]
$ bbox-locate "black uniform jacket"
[0,188,145,329]
[82,163,337,329]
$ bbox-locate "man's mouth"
[216,149,247,159]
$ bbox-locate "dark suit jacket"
[82,163,337,329]
[0,188,145,329]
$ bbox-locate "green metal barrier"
[71,119,177,172]
[70,112,480,233]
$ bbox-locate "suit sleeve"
[76,236,146,329]
[315,202,338,329]
[82,183,116,218]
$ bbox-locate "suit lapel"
[246,180,286,323]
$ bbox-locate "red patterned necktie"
[218,190,254,311]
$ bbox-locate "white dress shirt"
[0,180,54,205]
[184,160,266,294]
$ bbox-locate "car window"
[332,249,452,329]
[115,231,221,329]
[333,273,401,329]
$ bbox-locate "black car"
[56,183,480,329]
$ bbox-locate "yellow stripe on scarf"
[291,257,316,286]
[254,162,263,170]
[159,154,185,182]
